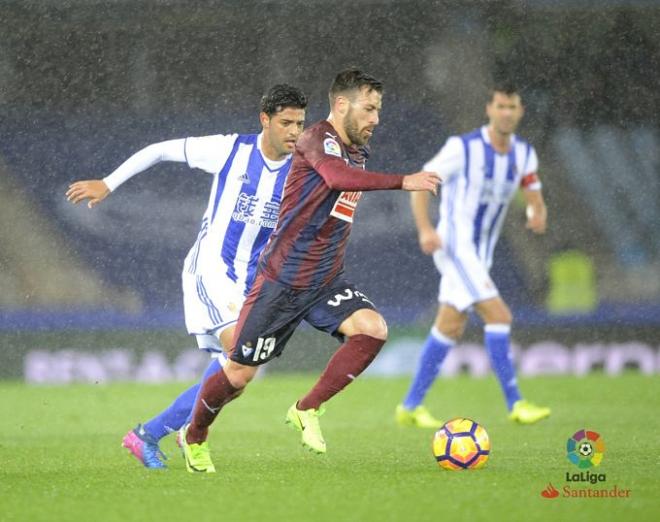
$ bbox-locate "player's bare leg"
[396,304,467,428]
[287,309,387,454]
[474,297,550,424]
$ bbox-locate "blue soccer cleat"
[122,424,168,469]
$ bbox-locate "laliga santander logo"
[540,429,630,499]
[566,429,605,469]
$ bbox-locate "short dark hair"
[329,67,384,103]
[489,81,519,101]
[260,84,307,116]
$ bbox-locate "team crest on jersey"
[330,191,362,223]
[324,138,342,158]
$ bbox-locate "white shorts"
[181,271,245,340]
[433,247,499,312]
[194,333,229,364]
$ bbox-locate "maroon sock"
[186,369,242,444]
[297,334,385,411]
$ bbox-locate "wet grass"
[1,374,658,521]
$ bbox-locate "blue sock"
[402,327,454,410]
[484,324,521,411]
[143,358,222,441]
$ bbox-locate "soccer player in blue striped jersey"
[66,84,307,468]
[396,82,551,428]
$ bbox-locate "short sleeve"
[423,136,464,182]
[184,134,239,174]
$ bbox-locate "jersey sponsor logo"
[327,288,373,307]
[324,138,342,158]
[330,191,362,223]
[232,193,279,228]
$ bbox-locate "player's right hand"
[66,179,110,208]
[418,228,442,255]
[402,171,442,196]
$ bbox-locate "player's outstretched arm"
[65,139,188,208]
[66,180,111,208]
[523,189,547,234]
[316,157,441,194]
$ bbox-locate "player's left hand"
[525,205,547,234]
[66,179,110,208]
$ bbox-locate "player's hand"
[402,171,442,196]
[418,227,442,255]
[66,180,110,208]
[525,205,547,234]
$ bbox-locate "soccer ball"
[579,442,593,457]
[432,417,490,470]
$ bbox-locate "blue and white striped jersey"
[184,133,291,295]
[425,126,540,268]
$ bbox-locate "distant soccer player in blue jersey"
[177,67,441,472]
[66,84,307,468]
[395,82,551,429]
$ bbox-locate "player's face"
[262,107,306,157]
[344,87,382,146]
[487,92,524,136]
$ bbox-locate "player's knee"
[487,307,512,325]
[339,309,388,340]
[439,323,464,340]
[435,306,467,341]
[355,313,388,341]
[224,362,257,389]
[435,316,466,340]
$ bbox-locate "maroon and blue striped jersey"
[258,120,404,289]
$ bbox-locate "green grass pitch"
[1,374,659,521]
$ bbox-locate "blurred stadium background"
[1,0,659,384]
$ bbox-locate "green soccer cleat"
[509,400,551,425]
[395,404,444,429]
[285,403,326,454]
[178,424,216,473]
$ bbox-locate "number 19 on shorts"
[253,336,276,362]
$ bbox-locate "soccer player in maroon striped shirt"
[179,68,441,472]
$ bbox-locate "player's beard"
[344,108,371,146]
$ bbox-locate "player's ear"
[334,95,349,117]
[259,112,271,130]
